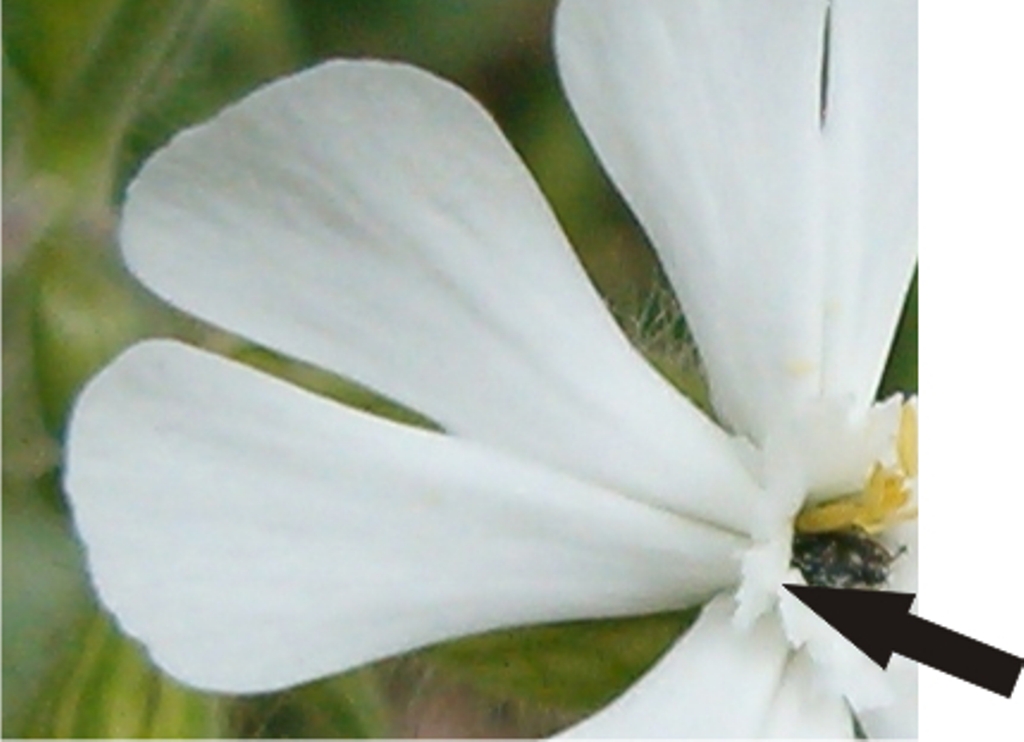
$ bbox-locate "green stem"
[59,0,204,141]
[27,0,207,216]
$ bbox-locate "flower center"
[794,400,917,534]
[732,397,919,713]
[730,397,918,712]
[788,402,917,589]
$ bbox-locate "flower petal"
[557,0,827,441]
[819,0,918,410]
[557,595,851,738]
[65,340,744,693]
[858,654,916,738]
[121,59,759,533]
[557,0,916,441]
[762,650,855,738]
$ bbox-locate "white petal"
[857,655,917,738]
[778,582,894,714]
[558,595,850,738]
[768,395,903,504]
[762,650,854,738]
[557,0,827,441]
[819,1,918,410]
[856,649,917,738]
[65,340,744,693]
[557,0,916,441]
[121,59,759,533]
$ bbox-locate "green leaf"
[2,0,121,103]
[422,608,701,715]
[20,613,223,738]
[13,0,208,218]
[1,485,90,734]
[32,228,154,434]
[288,0,550,82]
[880,270,918,397]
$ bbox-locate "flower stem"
[25,0,206,218]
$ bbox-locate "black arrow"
[783,584,1023,697]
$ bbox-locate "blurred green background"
[2,0,917,737]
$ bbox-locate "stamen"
[795,465,913,535]
[795,400,918,535]
[898,402,918,478]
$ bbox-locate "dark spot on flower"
[791,528,905,589]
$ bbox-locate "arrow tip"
[783,584,916,668]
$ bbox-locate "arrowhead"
[782,584,916,668]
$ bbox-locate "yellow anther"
[898,402,917,478]
[795,464,915,535]
[794,398,918,537]
[795,494,864,533]
[856,464,913,533]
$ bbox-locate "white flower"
[64,0,918,737]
